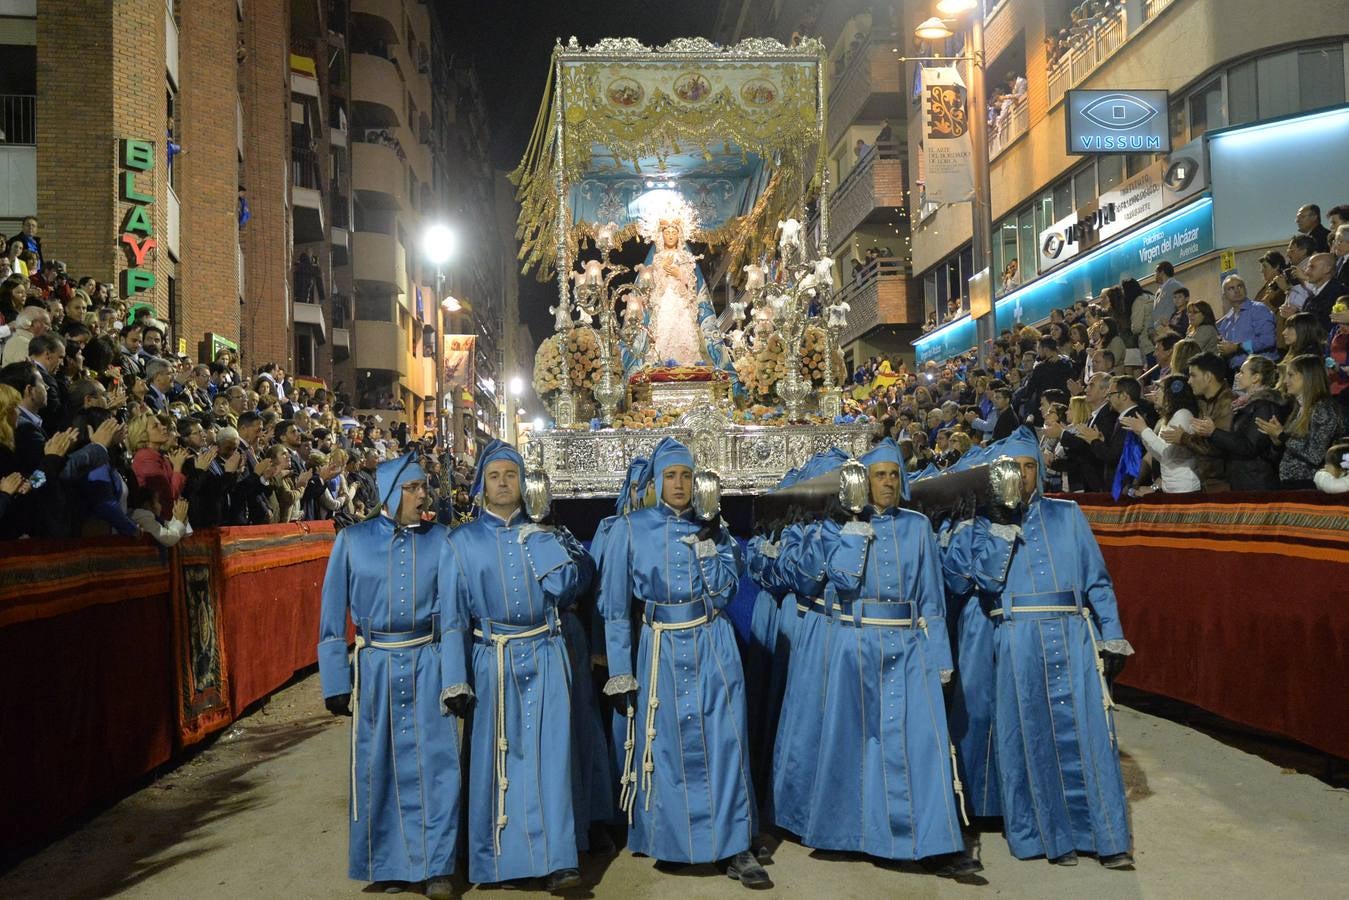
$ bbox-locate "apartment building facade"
[905,0,1349,362]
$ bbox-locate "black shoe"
[726,851,773,889]
[587,824,617,856]
[922,851,984,878]
[544,868,582,891]
[1049,851,1079,866]
[371,882,407,894]
[1099,852,1135,870]
[425,876,454,899]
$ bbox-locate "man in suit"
[1017,336,1075,421]
[1299,253,1348,335]
[1296,203,1331,252]
[1094,376,1156,495]
[144,357,175,413]
[990,385,1021,441]
[1047,372,1119,493]
[26,332,65,433]
[1332,224,1349,285]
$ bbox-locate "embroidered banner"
[920,66,974,204]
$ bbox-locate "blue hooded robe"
[438,440,594,883]
[782,439,966,859]
[317,451,462,884]
[941,427,1132,860]
[597,437,754,863]
[939,444,1004,818]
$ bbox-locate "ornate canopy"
[510,35,827,281]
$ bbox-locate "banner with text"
[920,67,974,204]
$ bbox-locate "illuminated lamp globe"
[915,16,954,40]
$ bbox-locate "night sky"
[441,0,726,355]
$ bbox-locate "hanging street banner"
[920,66,974,204]
[444,334,476,393]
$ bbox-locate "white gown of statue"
[648,248,706,366]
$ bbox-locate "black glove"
[1100,651,1127,685]
[608,689,638,715]
[443,692,473,718]
[986,502,1023,526]
[324,693,352,717]
[856,506,874,524]
[695,515,722,542]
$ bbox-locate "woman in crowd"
[1123,375,1200,494]
[1256,251,1289,344]
[1092,316,1128,367]
[1185,301,1221,354]
[1168,337,1202,383]
[127,411,190,513]
[1258,354,1341,489]
[1277,312,1325,389]
[69,407,139,537]
[1040,402,1068,492]
[1207,355,1285,491]
[1067,323,1091,375]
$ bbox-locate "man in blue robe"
[318,451,460,898]
[438,440,594,889]
[942,427,1134,868]
[597,437,769,888]
[939,445,1004,820]
[779,439,979,876]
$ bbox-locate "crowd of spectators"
[988,71,1028,140]
[0,217,478,541]
[849,202,1349,497]
[1045,0,1127,68]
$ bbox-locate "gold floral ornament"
[510,36,827,281]
[734,325,844,403]
[532,327,621,399]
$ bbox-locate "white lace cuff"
[603,674,639,695]
[758,540,780,558]
[439,684,473,714]
[695,538,718,559]
[986,522,1022,542]
[1100,639,1135,657]
[940,669,953,685]
[841,521,875,538]
[517,523,554,542]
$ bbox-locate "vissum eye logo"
[1080,93,1159,131]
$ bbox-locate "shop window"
[1016,208,1036,285]
[1097,154,1124,193]
[1072,166,1096,210]
[1168,100,1187,149]
[1228,59,1258,126]
[1189,79,1223,136]
[1298,46,1344,113]
[993,217,1018,293]
[1052,179,1073,221]
[1257,51,1299,121]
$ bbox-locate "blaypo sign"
[1066,89,1170,154]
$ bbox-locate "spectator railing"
[833,256,912,345]
[0,95,36,145]
[291,146,322,190]
[988,95,1030,159]
[826,29,901,149]
[1047,7,1128,107]
[1144,0,1176,20]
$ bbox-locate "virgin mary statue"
[624,198,739,390]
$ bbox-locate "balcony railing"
[1046,7,1128,107]
[834,257,915,345]
[824,139,906,244]
[292,147,322,190]
[988,95,1029,159]
[0,95,36,145]
[826,31,901,149]
[1143,0,1176,21]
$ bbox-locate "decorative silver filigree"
[558,35,824,61]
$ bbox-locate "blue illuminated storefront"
[913,196,1215,363]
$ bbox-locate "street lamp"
[509,376,523,396]
[913,0,995,364]
[421,223,456,452]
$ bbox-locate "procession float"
[511,35,874,497]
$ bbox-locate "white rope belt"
[988,604,1078,616]
[350,631,434,822]
[472,621,553,855]
[1079,607,1118,745]
[620,613,710,822]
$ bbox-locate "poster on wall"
[444,334,476,392]
[920,66,974,204]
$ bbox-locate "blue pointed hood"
[860,437,910,500]
[471,439,525,502]
[795,447,851,482]
[644,437,695,499]
[616,456,650,514]
[376,451,426,513]
[987,425,1045,494]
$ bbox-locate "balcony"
[331,224,349,266]
[353,319,408,376]
[291,147,325,244]
[1046,7,1128,108]
[352,139,405,209]
[988,96,1030,160]
[353,231,408,296]
[405,355,436,398]
[289,53,320,99]
[294,299,327,341]
[836,257,920,345]
[826,33,903,150]
[332,326,350,362]
[350,0,401,48]
[828,141,907,244]
[351,53,403,129]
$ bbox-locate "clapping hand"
[1159,426,1184,445]
[223,450,244,473]
[1254,416,1283,439]
[1120,413,1147,435]
[44,427,78,458]
[1331,309,1349,325]
[171,498,190,522]
[90,417,121,449]
[298,468,315,486]
[168,448,191,472]
[1078,425,1102,443]
[1190,417,1215,437]
[0,472,25,496]
[1217,340,1240,357]
[195,446,218,471]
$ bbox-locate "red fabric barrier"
[1075,492,1349,760]
[0,524,335,854]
